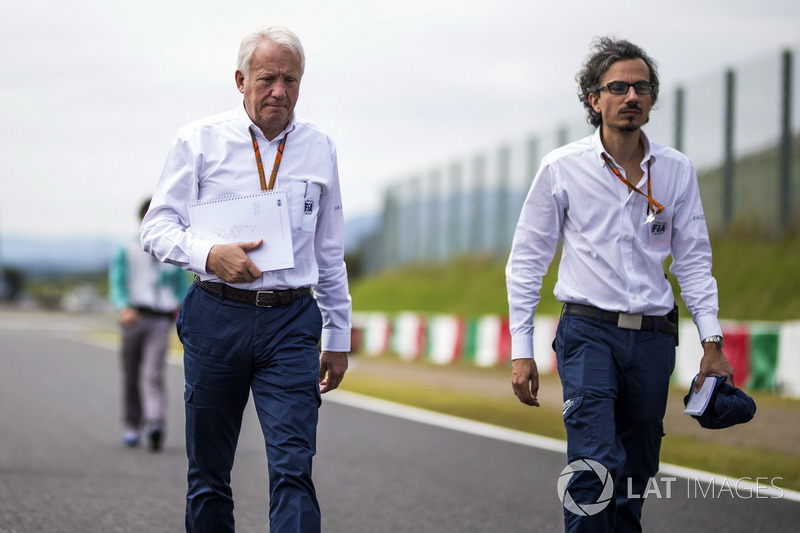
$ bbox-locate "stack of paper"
[188,190,294,272]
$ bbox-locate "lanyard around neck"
[601,153,664,218]
[249,128,288,191]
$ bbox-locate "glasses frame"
[596,81,656,96]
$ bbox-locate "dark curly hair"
[576,37,660,128]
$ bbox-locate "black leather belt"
[132,306,175,319]
[194,277,310,308]
[562,303,677,334]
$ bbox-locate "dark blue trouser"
[177,284,323,533]
[553,314,675,533]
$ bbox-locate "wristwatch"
[701,335,724,348]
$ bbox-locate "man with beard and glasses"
[506,37,733,532]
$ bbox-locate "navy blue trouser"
[177,284,323,533]
[553,314,675,533]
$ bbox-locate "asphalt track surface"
[1,309,798,532]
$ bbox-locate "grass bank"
[350,235,800,321]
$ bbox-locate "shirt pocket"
[291,181,322,234]
[640,205,673,250]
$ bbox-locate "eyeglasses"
[596,81,656,95]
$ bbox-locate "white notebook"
[188,190,294,272]
[683,375,723,416]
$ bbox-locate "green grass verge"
[660,435,800,491]
[350,235,800,321]
[340,369,800,492]
[341,371,567,439]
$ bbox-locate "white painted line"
[325,389,800,503]
[326,389,567,453]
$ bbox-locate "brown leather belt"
[562,303,677,334]
[194,277,310,308]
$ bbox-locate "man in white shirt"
[140,25,350,533]
[506,37,733,532]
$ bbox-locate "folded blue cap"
[683,376,757,430]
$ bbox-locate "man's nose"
[270,80,288,99]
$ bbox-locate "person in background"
[109,197,189,451]
[506,37,734,532]
[140,25,351,533]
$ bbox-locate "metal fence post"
[779,49,793,233]
[446,160,463,260]
[674,86,685,153]
[723,69,736,232]
[496,144,511,258]
[526,135,539,186]
[470,154,486,253]
[427,168,443,262]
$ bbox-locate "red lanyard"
[601,153,664,220]
[249,128,288,191]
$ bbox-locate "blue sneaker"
[122,430,140,447]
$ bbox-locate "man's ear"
[235,70,245,94]
[588,91,601,114]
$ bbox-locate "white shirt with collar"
[140,104,351,352]
[506,128,722,360]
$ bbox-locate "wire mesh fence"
[362,45,800,273]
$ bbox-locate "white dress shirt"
[506,129,722,359]
[141,104,351,352]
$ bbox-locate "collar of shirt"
[590,128,656,180]
[237,102,297,143]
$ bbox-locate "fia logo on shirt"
[651,221,667,235]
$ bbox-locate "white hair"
[237,25,305,79]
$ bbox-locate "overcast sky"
[2,0,799,243]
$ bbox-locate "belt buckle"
[617,313,643,330]
[255,290,274,308]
